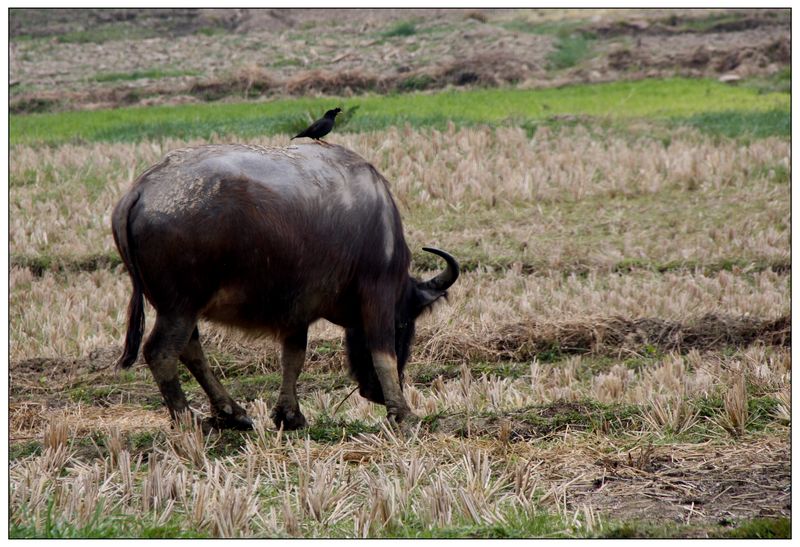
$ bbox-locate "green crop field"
[10,78,789,146]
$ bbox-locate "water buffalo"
[111,143,459,431]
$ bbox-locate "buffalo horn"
[421,247,460,291]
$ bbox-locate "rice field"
[8,112,790,536]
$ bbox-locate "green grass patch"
[710,517,791,539]
[270,56,304,68]
[206,429,250,459]
[433,400,642,439]
[301,414,380,443]
[392,507,574,538]
[746,396,782,430]
[10,78,788,146]
[228,373,282,401]
[69,385,122,405]
[600,520,707,538]
[671,11,749,33]
[676,109,789,140]
[93,68,200,83]
[9,440,42,460]
[692,394,784,433]
[398,73,435,91]
[129,430,162,453]
[547,32,596,70]
[56,24,157,44]
[11,501,207,538]
[197,26,226,37]
[382,20,417,37]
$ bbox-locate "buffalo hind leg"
[142,314,195,424]
[270,329,308,430]
[180,327,253,431]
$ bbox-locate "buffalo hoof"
[388,407,419,427]
[204,406,255,432]
[271,406,307,430]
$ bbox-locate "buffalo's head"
[346,247,460,404]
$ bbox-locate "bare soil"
[9,8,790,112]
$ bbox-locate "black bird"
[291,107,342,145]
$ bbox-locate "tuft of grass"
[197,26,225,37]
[129,430,162,453]
[10,441,42,460]
[711,517,791,539]
[93,68,200,83]
[746,396,782,431]
[399,74,435,91]
[391,508,575,538]
[10,504,208,539]
[547,32,595,71]
[670,11,750,33]
[271,56,304,68]
[56,24,156,44]
[206,430,250,459]
[303,415,380,443]
[382,21,417,38]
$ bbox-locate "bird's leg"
[318,139,332,147]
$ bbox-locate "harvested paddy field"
[9,125,790,538]
[8,7,791,540]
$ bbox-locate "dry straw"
[719,373,749,437]
[10,127,789,260]
[7,123,791,537]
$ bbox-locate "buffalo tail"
[111,189,145,369]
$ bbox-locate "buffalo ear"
[414,284,447,316]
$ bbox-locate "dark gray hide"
[111,143,459,431]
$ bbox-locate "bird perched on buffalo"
[291,107,342,145]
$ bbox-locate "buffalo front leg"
[372,350,417,426]
[271,329,308,430]
[180,327,253,431]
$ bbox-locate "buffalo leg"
[142,314,195,423]
[359,297,417,425]
[270,329,308,430]
[180,327,253,431]
[371,350,416,425]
